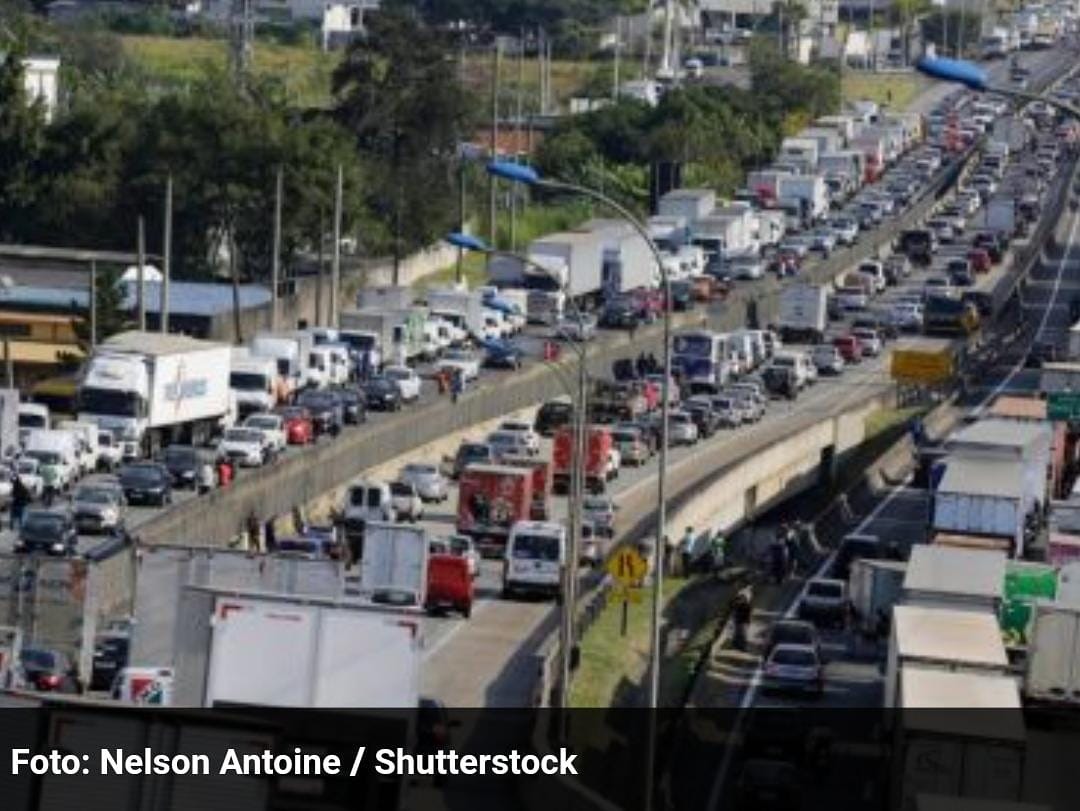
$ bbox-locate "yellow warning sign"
[607,547,648,586]
[611,585,643,604]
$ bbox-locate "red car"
[630,287,665,321]
[967,248,992,274]
[277,405,314,445]
[833,335,863,363]
[425,554,473,618]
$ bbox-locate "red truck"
[501,456,552,520]
[553,426,613,495]
[457,465,533,554]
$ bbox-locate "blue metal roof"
[0,280,272,317]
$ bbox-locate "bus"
[672,330,731,393]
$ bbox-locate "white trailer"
[777,283,828,343]
[1025,600,1080,704]
[360,521,429,606]
[175,587,422,708]
[579,218,656,296]
[901,546,1005,614]
[885,604,1010,708]
[779,136,820,170]
[229,349,280,417]
[933,456,1027,555]
[251,331,314,399]
[691,213,752,259]
[426,287,487,340]
[657,188,716,223]
[796,127,843,156]
[356,284,415,311]
[777,174,829,222]
[848,558,906,634]
[78,332,232,457]
[526,230,605,322]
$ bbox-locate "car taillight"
[40,674,61,689]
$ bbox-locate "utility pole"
[457,158,466,285]
[136,216,146,332]
[315,211,325,325]
[271,165,283,331]
[613,16,621,100]
[89,260,97,349]
[331,163,343,327]
[489,39,501,249]
[511,31,525,251]
[161,174,172,334]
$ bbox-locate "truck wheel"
[461,603,472,619]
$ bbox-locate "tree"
[333,10,474,260]
[0,51,46,241]
[892,0,930,64]
[72,266,131,349]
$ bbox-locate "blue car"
[482,339,523,370]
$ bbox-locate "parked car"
[763,643,824,696]
[19,646,78,693]
[277,405,315,445]
[364,376,404,412]
[383,365,422,402]
[117,462,172,506]
[389,480,424,522]
[399,462,449,503]
[14,509,78,555]
[72,484,126,534]
[796,578,848,626]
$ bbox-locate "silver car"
[763,643,824,696]
[399,462,448,503]
[72,484,126,534]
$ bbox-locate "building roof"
[948,417,1049,452]
[102,330,225,355]
[893,605,1009,668]
[990,395,1047,420]
[937,456,1025,499]
[0,279,271,318]
[0,311,80,326]
[7,341,84,364]
[903,546,1006,600]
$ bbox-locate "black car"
[14,509,78,556]
[669,280,694,312]
[600,298,643,329]
[162,444,211,488]
[683,400,719,438]
[334,386,367,425]
[452,442,493,479]
[533,399,574,437]
[761,365,797,400]
[90,631,130,691]
[117,462,172,506]
[20,646,78,693]
[363,377,403,412]
[296,389,344,435]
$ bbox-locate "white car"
[399,462,448,503]
[498,419,540,455]
[14,457,44,500]
[389,480,424,522]
[852,328,883,357]
[555,313,597,342]
[810,345,844,375]
[487,429,532,460]
[243,413,287,456]
[668,411,700,446]
[383,365,422,402]
[447,534,481,579]
[829,218,859,246]
[97,432,123,471]
[436,350,481,383]
[605,446,621,481]
[218,427,268,467]
[710,396,743,427]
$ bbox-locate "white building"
[322,3,367,50]
[22,56,60,124]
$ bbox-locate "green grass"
[569,577,689,708]
[121,34,340,106]
[842,71,926,111]
[864,404,930,441]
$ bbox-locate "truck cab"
[17,403,49,447]
[503,521,566,600]
[229,352,278,418]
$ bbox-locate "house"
[22,56,60,123]
[322,3,367,50]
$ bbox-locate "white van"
[22,429,80,491]
[343,481,394,525]
[17,403,49,447]
[503,521,566,599]
[308,346,350,388]
[857,260,888,293]
[771,351,815,390]
[57,420,100,475]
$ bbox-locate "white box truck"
[579,218,656,297]
[251,330,315,396]
[360,521,428,607]
[174,588,421,708]
[849,558,906,634]
[1025,600,1080,704]
[229,348,280,418]
[338,307,427,366]
[657,188,716,222]
[777,174,829,222]
[78,331,232,458]
[526,230,605,323]
[426,287,487,340]
[932,456,1027,555]
[985,197,1017,238]
[777,283,828,343]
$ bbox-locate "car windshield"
[26,451,61,466]
[390,482,412,496]
[771,648,817,667]
[298,392,333,408]
[120,465,164,486]
[405,464,436,477]
[449,537,471,555]
[229,372,267,391]
[512,533,560,561]
[349,487,383,508]
[461,444,489,460]
[225,429,262,443]
[164,447,196,466]
[807,581,843,598]
[22,512,65,537]
[385,368,409,381]
[367,379,394,394]
[16,460,36,474]
[76,488,115,505]
[246,417,277,430]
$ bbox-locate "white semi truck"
[77,331,232,458]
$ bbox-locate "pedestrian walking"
[784,524,799,577]
[246,510,262,553]
[769,533,788,585]
[731,589,752,652]
[680,526,696,576]
[10,474,29,531]
[197,459,215,494]
[264,518,277,553]
[450,369,463,404]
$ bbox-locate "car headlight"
[51,542,64,552]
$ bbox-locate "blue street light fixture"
[445,232,491,253]
[486,161,541,186]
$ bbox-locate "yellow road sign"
[611,585,643,604]
[890,347,954,384]
[607,547,648,586]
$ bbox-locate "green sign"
[999,563,1058,646]
[1048,392,1080,420]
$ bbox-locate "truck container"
[174,587,421,708]
[776,174,829,222]
[848,558,906,633]
[933,456,1026,556]
[647,214,689,251]
[129,544,345,669]
[777,283,828,343]
[881,111,924,148]
[779,136,820,169]
[1025,600,1080,704]
[355,284,414,311]
[338,307,427,366]
[900,545,1005,614]
[251,330,315,395]
[425,287,487,340]
[78,331,232,458]
[818,151,864,189]
[229,348,280,417]
[501,455,552,520]
[894,667,1025,809]
[746,169,790,204]
[526,230,606,323]
[691,213,752,259]
[579,218,656,297]
[796,127,843,157]
[553,425,613,494]
[985,196,1017,238]
[657,188,716,223]
[850,133,886,182]
[456,464,533,552]
[359,521,428,606]
[885,604,1010,708]
[814,114,858,142]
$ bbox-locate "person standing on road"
[731,589,752,652]
[680,526,696,575]
[450,369,463,404]
[769,529,788,585]
[10,474,29,531]
[710,531,727,576]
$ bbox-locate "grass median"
[842,71,925,110]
